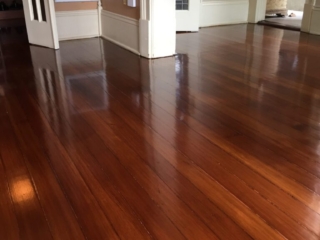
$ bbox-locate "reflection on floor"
[258,10,303,31]
[0,19,27,89]
[2,23,320,239]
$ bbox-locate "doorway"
[0,0,59,50]
[258,0,305,31]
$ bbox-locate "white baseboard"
[200,0,249,27]
[56,10,99,41]
[101,10,139,55]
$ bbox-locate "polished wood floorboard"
[1,23,320,239]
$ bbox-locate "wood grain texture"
[1,23,320,239]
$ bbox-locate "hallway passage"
[1,23,320,239]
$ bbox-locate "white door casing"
[248,0,267,23]
[22,0,59,49]
[139,0,176,58]
[176,0,199,31]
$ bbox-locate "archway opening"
[258,0,305,31]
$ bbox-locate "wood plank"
[3,23,320,239]
[151,83,320,178]
[98,64,320,237]
[0,97,20,240]
[57,75,214,239]
[0,115,53,240]
[89,71,320,239]
[70,74,288,238]
[14,80,185,239]
[143,81,320,199]
[5,91,117,240]
[124,84,320,229]
[0,151,20,240]
[153,86,320,211]
[150,69,320,190]
[27,78,154,240]
[3,93,86,240]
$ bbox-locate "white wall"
[56,10,99,41]
[101,10,139,55]
[200,0,249,27]
[287,0,305,11]
[309,6,320,34]
[97,0,175,59]
[301,0,320,35]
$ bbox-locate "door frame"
[248,0,319,35]
[22,0,59,49]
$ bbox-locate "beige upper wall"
[55,2,97,11]
[102,0,140,19]
[54,0,139,19]
[287,0,305,11]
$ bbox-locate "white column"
[139,0,176,59]
[248,0,267,23]
[97,0,102,36]
[301,0,314,32]
[139,0,150,58]
[309,0,320,34]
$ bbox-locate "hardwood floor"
[1,23,320,239]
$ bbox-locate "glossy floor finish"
[1,23,320,240]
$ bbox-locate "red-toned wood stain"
[1,23,320,239]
